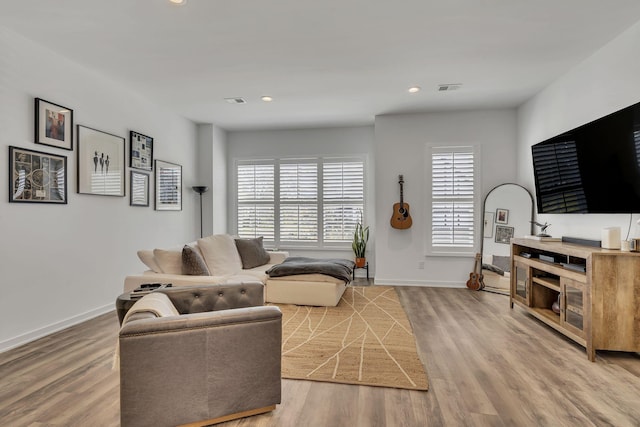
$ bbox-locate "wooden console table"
[510,238,640,361]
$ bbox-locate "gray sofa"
[119,284,282,427]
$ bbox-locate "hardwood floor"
[1,286,639,426]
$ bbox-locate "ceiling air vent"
[438,84,462,92]
[225,97,246,104]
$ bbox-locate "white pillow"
[152,242,200,274]
[197,234,243,276]
[137,250,162,273]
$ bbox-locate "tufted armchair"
[118,283,282,427]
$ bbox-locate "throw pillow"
[197,234,243,275]
[492,255,511,273]
[137,250,162,273]
[182,245,210,275]
[235,236,271,269]
[153,247,183,274]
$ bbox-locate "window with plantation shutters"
[280,162,318,242]
[237,163,275,240]
[323,161,364,242]
[235,157,365,248]
[427,145,478,255]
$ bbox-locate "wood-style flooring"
[1,286,639,426]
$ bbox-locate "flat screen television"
[531,101,640,214]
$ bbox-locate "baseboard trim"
[373,278,465,287]
[0,303,113,353]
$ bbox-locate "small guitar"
[466,253,485,291]
[390,175,413,229]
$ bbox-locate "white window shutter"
[428,147,477,253]
[237,164,275,239]
[236,158,365,248]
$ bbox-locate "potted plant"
[352,216,369,268]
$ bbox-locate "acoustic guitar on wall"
[390,174,413,229]
[466,253,485,291]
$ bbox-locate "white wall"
[0,27,199,351]
[518,20,640,241]
[227,126,375,271]
[197,124,227,236]
[374,110,518,286]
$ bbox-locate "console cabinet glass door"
[561,277,586,338]
[512,261,530,305]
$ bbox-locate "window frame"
[424,144,481,257]
[234,155,366,250]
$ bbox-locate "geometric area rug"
[276,286,429,391]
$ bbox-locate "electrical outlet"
[418,261,425,270]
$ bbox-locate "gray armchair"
[118,283,282,427]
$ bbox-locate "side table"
[353,262,369,280]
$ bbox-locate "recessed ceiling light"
[169,0,187,5]
[408,86,421,93]
[261,96,273,102]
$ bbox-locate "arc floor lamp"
[192,186,209,238]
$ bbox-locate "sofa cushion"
[182,245,211,275]
[235,237,271,269]
[137,250,162,273]
[198,234,243,276]
[154,242,199,274]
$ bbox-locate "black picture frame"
[35,98,74,150]
[129,130,153,171]
[9,145,68,204]
[496,208,509,224]
[155,159,182,211]
[77,125,126,197]
[130,171,149,207]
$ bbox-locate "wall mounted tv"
[531,101,640,214]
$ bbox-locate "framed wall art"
[9,146,67,204]
[130,130,153,171]
[130,171,149,207]
[155,160,182,211]
[77,125,125,196]
[483,211,494,238]
[495,225,514,244]
[496,208,509,224]
[35,98,74,150]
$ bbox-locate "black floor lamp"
[192,186,209,238]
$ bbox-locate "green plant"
[352,217,370,258]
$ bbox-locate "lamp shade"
[192,186,209,194]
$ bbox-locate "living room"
[2,1,640,426]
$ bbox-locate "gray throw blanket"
[266,257,355,283]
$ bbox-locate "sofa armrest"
[120,305,281,336]
[158,283,264,314]
[268,251,289,264]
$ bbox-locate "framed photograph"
[483,212,494,238]
[9,146,67,204]
[496,208,509,224]
[77,125,125,196]
[155,160,182,211]
[495,225,515,244]
[130,171,149,207]
[35,98,74,150]
[130,130,153,171]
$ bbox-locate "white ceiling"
[2,1,640,131]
